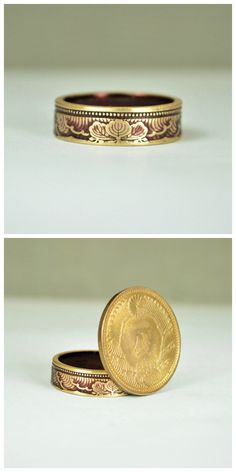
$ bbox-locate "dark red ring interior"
[59,351,104,370]
[64,93,174,107]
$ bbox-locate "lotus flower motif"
[130,122,148,140]
[106,120,131,140]
[92,381,107,395]
[104,380,122,395]
[89,121,108,141]
[89,119,148,143]
[92,380,122,395]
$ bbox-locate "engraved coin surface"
[98,287,181,395]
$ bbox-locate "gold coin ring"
[54,92,182,146]
[51,350,126,397]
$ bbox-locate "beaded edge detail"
[51,364,125,396]
[55,108,181,145]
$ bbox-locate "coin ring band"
[51,350,126,397]
[54,92,182,146]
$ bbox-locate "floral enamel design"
[92,380,123,396]
[52,367,124,396]
[89,119,148,144]
[55,111,181,144]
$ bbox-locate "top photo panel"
[4,4,232,235]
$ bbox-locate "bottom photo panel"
[4,237,232,468]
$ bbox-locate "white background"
[5,297,231,467]
[5,68,231,234]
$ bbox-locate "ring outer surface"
[51,350,126,397]
[54,92,182,146]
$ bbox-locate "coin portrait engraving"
[98,288,181,395]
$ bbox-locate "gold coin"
[98,287,181,395]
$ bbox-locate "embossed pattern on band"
[51,351,126,397]
[54,93,182,146]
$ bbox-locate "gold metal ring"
[54,92,182,146]
[51,350,126,397]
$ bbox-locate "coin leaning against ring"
[98,287,181,395]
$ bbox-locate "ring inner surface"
[64,93,174,107]
[59,351,104,370]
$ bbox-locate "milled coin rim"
[98,287,181,395]
[55,92,182,113]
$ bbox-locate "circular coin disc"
[98,287,181,395]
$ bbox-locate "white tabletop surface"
[5,68,231,234]
[5,297,231,467]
